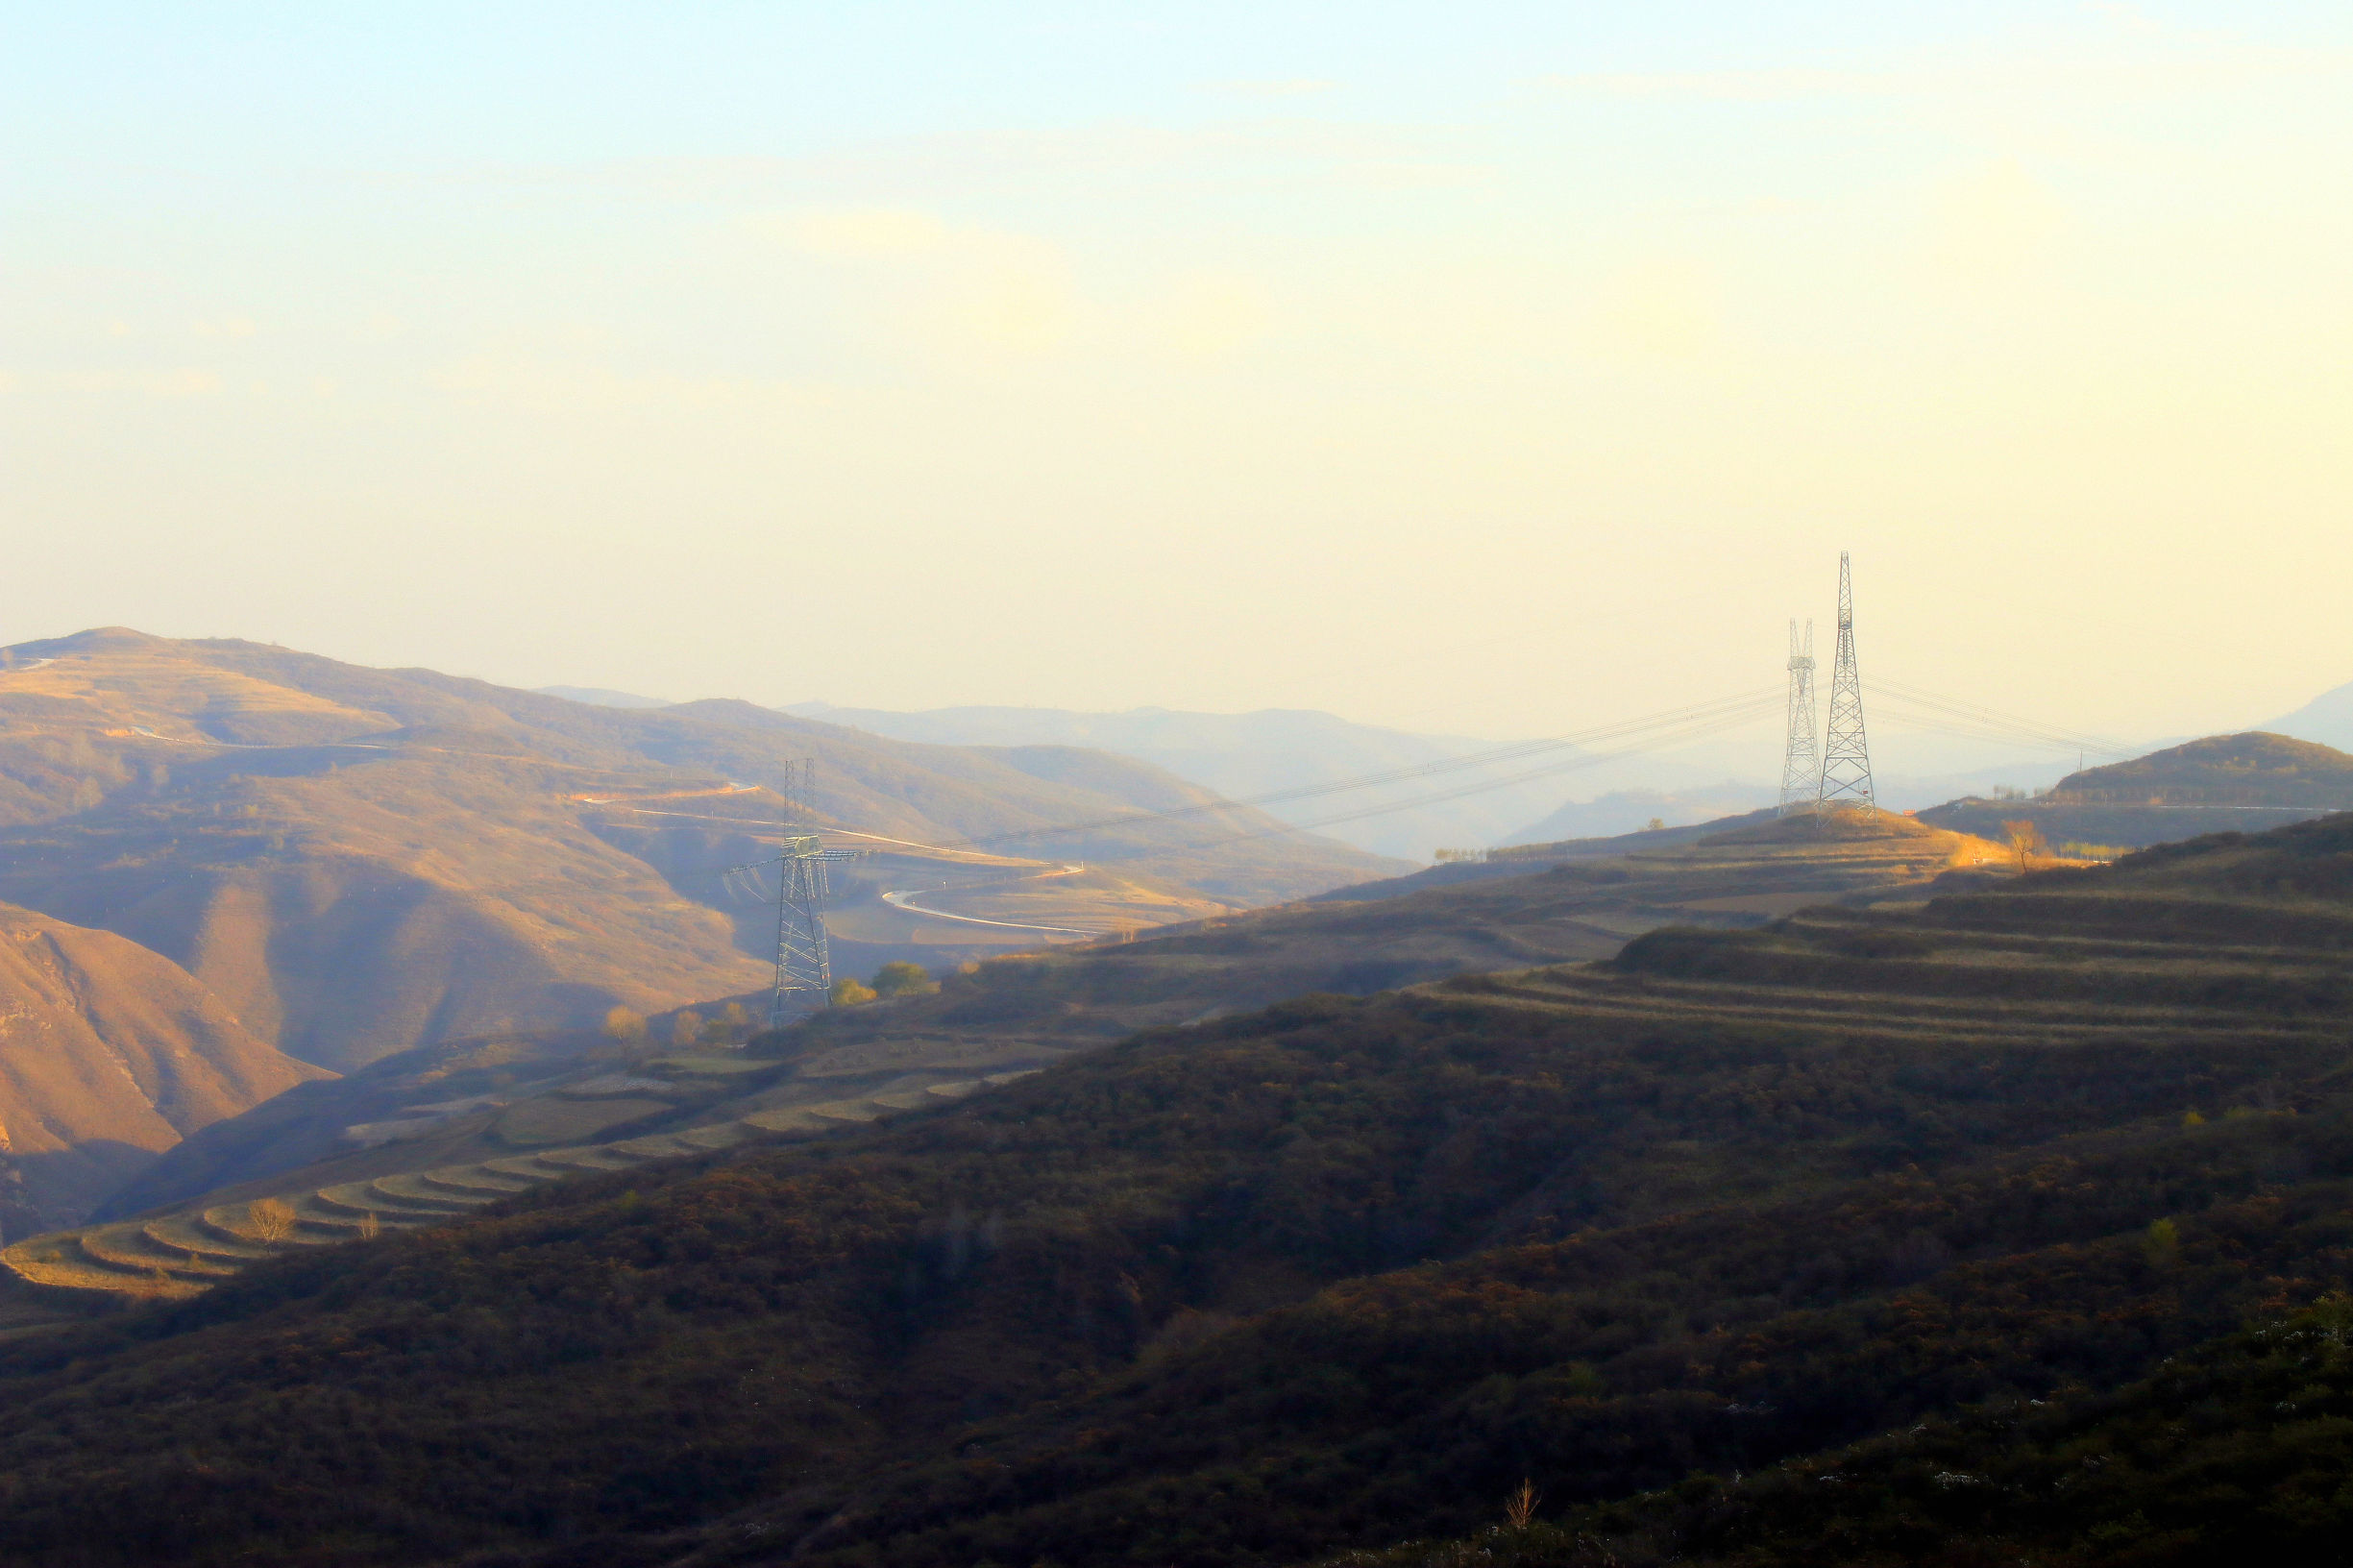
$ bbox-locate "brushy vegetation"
[5,819,2353,1565]
[1329,1292,2353,1567]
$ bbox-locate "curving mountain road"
[879,888,1095,938]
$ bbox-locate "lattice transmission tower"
[786,758,817,818]
[1816,551,1875,809]
[749,835,860,1026]
[1777,620,1821,815]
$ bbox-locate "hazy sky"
[6,3,2349,749]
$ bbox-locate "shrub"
[871,962,938,998]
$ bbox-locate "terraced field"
[1,1053,1042,1306]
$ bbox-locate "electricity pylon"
[1777,620,1821,815]
[1817,551,1875,809]
[754,836,860,1027]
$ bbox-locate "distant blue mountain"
[2264,680,2353,752]
[784,703,1575,863]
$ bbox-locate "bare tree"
[601,1006,647,1046]
[1506,1479,1541,1529]
[356,1211,381,1241]
[2002,818,2048,872]
[670,1009,705,1048]
[248,1197,297,1244]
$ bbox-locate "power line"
[921,686,1787,852]
[1868,676,2131,758]
[1094,693,1785,854]
[648,687,1785,881]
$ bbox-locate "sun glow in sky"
[5,3,2349,743]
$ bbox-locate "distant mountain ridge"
[2263,677,2353,751]
[787,701,1577,860]
[1497,782,1778,845]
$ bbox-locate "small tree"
[830,976,878,1007]
[670,1009,705,1048]
[601,1006,648,1047]
[248,1197,297,1244]
[2002,818,2048,872]
[1505,1479,1540,1529]
[871,962,937,998]
[356,1211,381,1241]
[702,1001,752,1045]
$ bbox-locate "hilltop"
[2055,730,2353,804]
[0,812,2347,1562]
[1921,731,2353,848]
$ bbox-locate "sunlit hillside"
[1923,732,2353,849]
[0,629,1395,1076]
[0,901,326,1230]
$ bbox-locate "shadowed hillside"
[0,902,326,1231]
[7,814,2342,1562]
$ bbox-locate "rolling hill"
[0,629,1396,1077]
[0,901,326,1232]
[1920,731,2353,849]
[0,811,2349,1563]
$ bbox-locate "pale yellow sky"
[4,5,2349,747]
